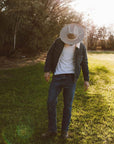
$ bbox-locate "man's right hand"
[44,72,50,82]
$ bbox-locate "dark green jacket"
[44,38,89,81]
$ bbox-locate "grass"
[0,52,114,144]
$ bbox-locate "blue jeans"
[47,74,76,132]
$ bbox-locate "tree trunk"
[14,28,17,51]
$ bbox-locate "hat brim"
[60,24,84,45]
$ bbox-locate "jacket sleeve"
[44,40,56,72]
[81,44,89,81]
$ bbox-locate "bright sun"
[70,0,114,27]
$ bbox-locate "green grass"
[0,52,114,144]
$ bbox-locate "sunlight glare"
[70,0,114,27]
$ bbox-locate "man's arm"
[81,44,89,90]
[44,40,56,81]
[81,44,89,81]
[84,81,89,91]
[44,40,56,72]
[44,72,50,82]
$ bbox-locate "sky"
[70,0,114,28]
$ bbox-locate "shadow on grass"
[0,63,48,144]
[0,63,113,144]
[95,66,109,73]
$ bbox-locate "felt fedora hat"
[60,23,84,45]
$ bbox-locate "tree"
[107,33,114,50]
[97,27,107,40]
[87,25,98,50]
[0,0,83,56]
[0,0,31,55]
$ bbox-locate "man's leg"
[62,75,76,134]
[47,76,62,132]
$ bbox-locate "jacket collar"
[58,38,80,49]
[76,43,80,48]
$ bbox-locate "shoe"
[42,131,57,137]
[61,131,69,139]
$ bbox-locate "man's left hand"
[84,81,89,91]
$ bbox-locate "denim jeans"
[47,74,76,132]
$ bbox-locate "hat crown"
[67,23,78,35]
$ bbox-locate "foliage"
[0,52,114,143]
[87,26,114,50]
[0,0,82,56]
[87,25,97,50]
[107,34,114,50]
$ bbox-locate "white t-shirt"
[54,44,79,75]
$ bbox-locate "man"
[43,23,89,139]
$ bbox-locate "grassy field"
[0,52,114,144]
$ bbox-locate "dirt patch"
[0,52,47,70]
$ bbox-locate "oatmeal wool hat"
[60,23,85,45]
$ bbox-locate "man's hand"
[44,72,50,82]
[84,81,89,91]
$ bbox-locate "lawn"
[0,52,114,144]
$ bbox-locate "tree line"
[87,25,114,50]
[0,0,82,56]
[0,0,114,56]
